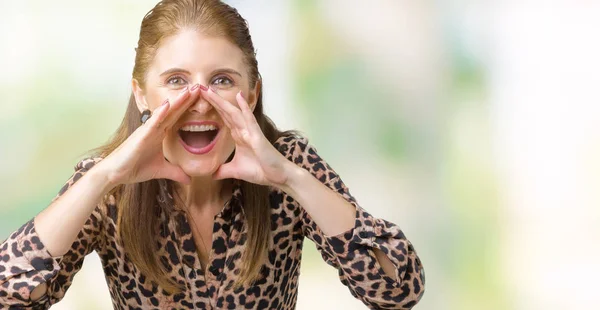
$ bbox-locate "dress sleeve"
[279,133,425,309]
[0,157,106,309]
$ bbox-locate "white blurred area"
[1,1,600,309]
[490,2,600,310]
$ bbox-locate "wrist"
[279,162,308,196]
[89,160,119,195]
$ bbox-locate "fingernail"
[191,84,199,91]
[199,84,208,91]
[239,90,243,97]
[180,86,188,94]
[209,86,217,93]
[162,99,169,106]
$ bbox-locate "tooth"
[180,124,218,132]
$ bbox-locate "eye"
[211,76,233,87]
[166,75,187,86]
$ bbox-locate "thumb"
[161,163,191,184]
[212,163,235,180]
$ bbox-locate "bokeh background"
[1,0,599,309]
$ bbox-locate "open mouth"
[178,123,220,154]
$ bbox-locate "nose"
[187,86,214,115]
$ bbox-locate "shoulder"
[273,130,315,160]
[273,131,339,185]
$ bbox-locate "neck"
[176,175,232,214]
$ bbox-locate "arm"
[281,161,399,278]
[276,134,425,309]
[0,157,112,308]
[0,86,201,309]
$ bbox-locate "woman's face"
[133,30,257,178]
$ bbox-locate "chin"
[177,157,219,178]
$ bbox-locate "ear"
[132,79,149,113]
[247,80,261,112]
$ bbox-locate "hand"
[201,87,293,187]
[99,85,202,187]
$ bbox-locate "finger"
[199,91,238,137]
[145,99,171,130]
[236,91,261,132]
[236,91,252,119]
[201,88,235,129]
[199,86,235,126]
[162,85,201,128]
[220,114,235,134]
[156,86,190,129]
[203,87,247,130]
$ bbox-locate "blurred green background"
[2,1,600,309]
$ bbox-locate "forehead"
[149,29,246,77]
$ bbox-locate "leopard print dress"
[0,133,425,309]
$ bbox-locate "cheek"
[145,87,180,110]
[143,90,165,110]
[216,128,236,152]
[161,132,178,160]
[212,90,241,108]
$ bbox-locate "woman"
[0,0,425,309]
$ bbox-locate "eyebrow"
[159,67,243,77]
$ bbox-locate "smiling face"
[132,29,258,177]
